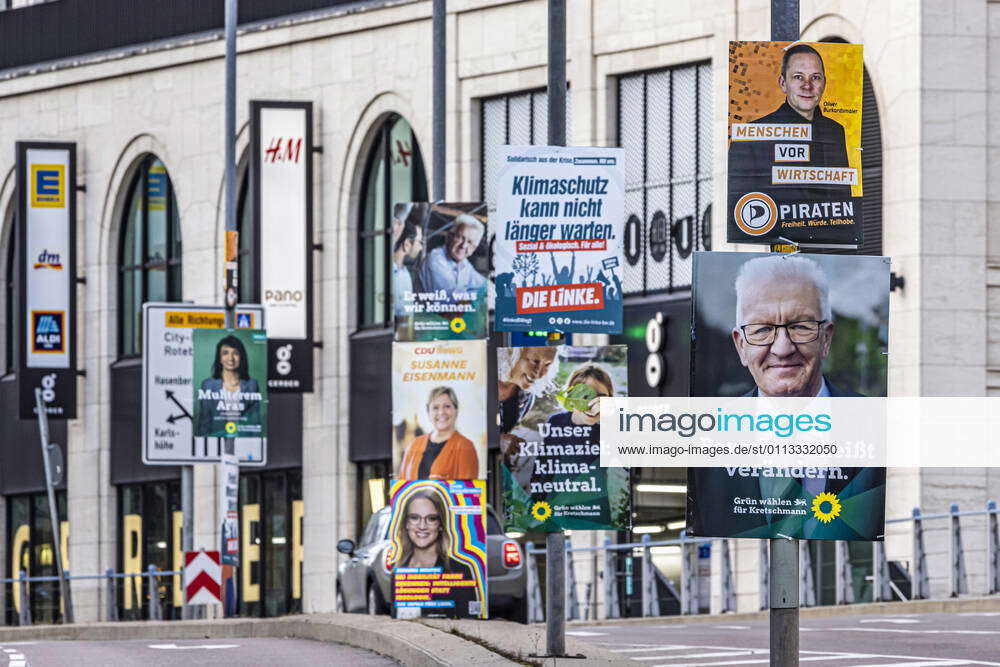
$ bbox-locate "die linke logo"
[33,249,63,270]
[30,164,66,208]
[32,311,65,353]
[264,136,303,164]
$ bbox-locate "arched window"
[236,166,256,304]
[3,207,15,374]
[357,115,427,329]
[118,156,181,356]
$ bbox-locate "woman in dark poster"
[196,334,262,436]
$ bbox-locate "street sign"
[142,303,267,465]
[184,549,222,606]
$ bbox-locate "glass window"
[115,482,181,621]
[357,116,427,329]
[118,156,182,357]
[3,209,15,375]
[5,491,67,625]
[236,169,256,304]
[617,63,713,296]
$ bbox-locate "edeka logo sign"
[30,164,65,208]
[32,310,65,353]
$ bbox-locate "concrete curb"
[0,614,515,666]
[565,595,1000,626]
[421,618,630,666]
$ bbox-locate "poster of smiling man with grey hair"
[686,251,889,540]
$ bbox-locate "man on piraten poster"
[727,41,864,245]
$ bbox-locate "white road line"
[7,654,24,660]
[957,612,1000,617]
[647,654,867,667]
[3,649,16,653]
[823,627,1000,635]
[565,631,607,636]
[610,646,686,653]
[9,662,25,667]
[634,650,762,661]
[858,617,921,624]
[714,625,751,630]
[848,662,972,667]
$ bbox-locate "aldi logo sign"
[32,311,65,353]
[30,164,65,208]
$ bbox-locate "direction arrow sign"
[184,549,222,606]
[142,303,267,465]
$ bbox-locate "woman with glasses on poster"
[392,490,480,618]
[398,387,478,480]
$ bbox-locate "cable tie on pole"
[776,532,794,541]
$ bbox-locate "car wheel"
[335,587,346,613]
[366,583,384,615]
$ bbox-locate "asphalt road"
[0,637,399,666]
[568,611,1000,665]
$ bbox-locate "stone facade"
[0,0,995,619]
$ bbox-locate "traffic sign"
[142,303,267,465]
[184,549,222,606]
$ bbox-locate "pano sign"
[141,303,266,465]
[251,100,314,393]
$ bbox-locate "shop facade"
[0,0,994,621]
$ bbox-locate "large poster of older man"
[392,202,489,341]
[687,251,889,540]
[499,345,630,532]
[727,41,864,247]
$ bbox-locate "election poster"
[392,341,487,480]
[686,251,889,540]
[387,479,487,619]
[192,328,268,438]
[499,345,630,532]
[727,41,864,247]
[494,146,625,333]
[391,202,489,341]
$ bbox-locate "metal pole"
[768,4,800,663]
[181,466,194,619]
[34,389,73,623]
[223,0,239,617]
[432,0,446,201]
[544,0,567,657]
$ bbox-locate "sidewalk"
[0,613,517,666]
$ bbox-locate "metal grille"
[617,62,712,296]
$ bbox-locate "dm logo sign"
[32,311,65,353]
[30,164,66,208]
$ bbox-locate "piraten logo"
[734,192,777,236]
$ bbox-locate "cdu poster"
[499,345,630,532]
[494,146,624,333]
[727,41,864,247]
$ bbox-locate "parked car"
[336,504,526,622]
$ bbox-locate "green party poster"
[192,328,268,438]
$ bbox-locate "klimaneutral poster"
[727,41,864,247]
[391,202,488,341]
[17,142,77,419]
[392,341,487,480]
[387,479,487,619]
[192,329,268,438]
[687,251,889,540]
[499,345,630,531]
[494,146,625,333]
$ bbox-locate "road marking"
[848,662,971,667]
[647,654,866,667]
[634,649,762,661]
[714,625,751,630]
[565,631,606,636]
[824,627,1000,635]
[148,643,239,650]
[611,646,686,653]
[3,649,16,653]
[858,617,921,624]
[957,612,1000,617]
